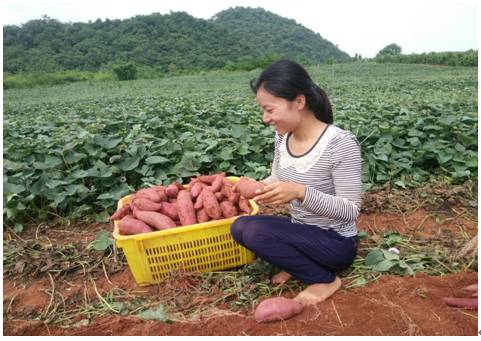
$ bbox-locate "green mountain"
[3,7,352,74]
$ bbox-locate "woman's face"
[255,86,303,135]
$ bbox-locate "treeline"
[374,49,477,67]
[3,7,350,76]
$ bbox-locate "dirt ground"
[3,182,479,336]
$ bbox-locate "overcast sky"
[2,0,478,58]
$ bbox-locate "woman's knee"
[230,216,251,244]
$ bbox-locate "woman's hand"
[253,181,306,205]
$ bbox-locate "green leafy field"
[3,63,477,229]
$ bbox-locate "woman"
[231,60,362,306]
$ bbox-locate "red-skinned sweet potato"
[233,177,264,199]
[196,209,210,223]
[254,297,304,323]
[197,174,217,184]
[214,192,225,201]
[131,197,162,211]
[194,190,205,210]
[202,189,222,220]
[238,197,251,214]
[110,204,132,221]
[159,201,179,220]
[220,201,238,218]
[191,182,204,198]
[176,190,197,226]
[118,215,153,235]
[150,185,168,201]
[165,184,179,198]
[133,209,177,230]
[207,173,225,192]
[136,188,162,202]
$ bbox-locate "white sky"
[2,0,478,58]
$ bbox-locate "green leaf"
[365,249,384,266]
[357,231,369,239]
[45,155,63,168]
[373,259,398,272]
[136,305,170,322]
[14,223,23,233]
[145,156,170,164]
[118,155,140,171]
[95,211,111,223]
[4,182,26,194]
[94,135,123,149]
[91,230,113,251]
[384,232,403,247]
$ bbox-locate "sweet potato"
[150,185,168,201]
[202,189,222,220]
[110,204,132,221]
[176,190,197,226]
[133,209,177,230]
[197,174,217,184]
[173,181,184,190]
[221,184,240,204]
[131,197,162,211]
[190,182,204,198]
[194,190,205,210]
[233,177,264,199]
[254,297,304,323]
[165,184,180,198]
[196,209,210,223]
[214,191,225,201]
[220,201,238,218]
[136,188,162,202]
[118,215,153,235]
[208,173,225,192]
[238,198,251,214]
[159,201,179,220]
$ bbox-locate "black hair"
[250,59,333,124]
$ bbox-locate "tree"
[376,43,402,58]
[113,63,137,80]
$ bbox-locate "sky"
[1,0,478,58]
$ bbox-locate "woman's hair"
[250,60,333,124]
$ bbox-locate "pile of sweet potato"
[110,173,264,236]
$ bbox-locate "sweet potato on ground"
[118,215,153,235]
[254,297,304,323]
[176,190,197,226]
[133,209,177,230]
[233,177,264,199]
[202,189,222,220]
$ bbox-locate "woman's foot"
[271,271,292,284]
[294,276,342,306]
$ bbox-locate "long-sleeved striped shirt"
[262,124,362,237]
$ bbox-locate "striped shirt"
[262,124,362,237]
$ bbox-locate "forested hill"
[3,7,351,74]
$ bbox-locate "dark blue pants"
[231,215,358,284]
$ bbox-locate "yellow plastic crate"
[112,176,258,286]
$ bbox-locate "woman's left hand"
[253,181,306,205]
